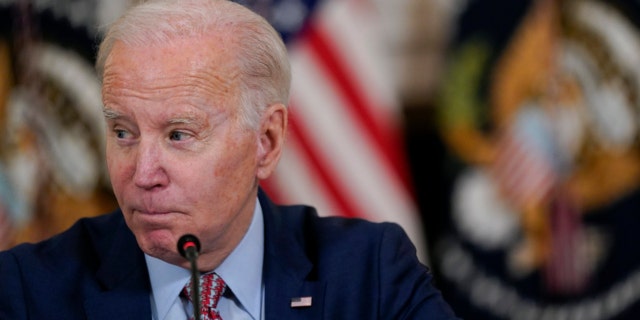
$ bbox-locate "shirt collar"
[217,199,264,319]
[145,254,190,320]
[145,198,264,320]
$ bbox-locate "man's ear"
[256,103,287,180]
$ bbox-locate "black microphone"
[177,234,201,319]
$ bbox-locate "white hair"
[96,0,291,128]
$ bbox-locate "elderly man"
[0,0,458,319]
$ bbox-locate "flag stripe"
[287,40,410,221]
[265,132,343,217]
[492,131,555,206]
[287,108,360,218]
[302,24,411,193]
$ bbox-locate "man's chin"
[145,244,188,267]
[137,232,184,265]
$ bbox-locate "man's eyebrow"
[103,107,122,120]
[167,112,207,126]
[168,117,199,125]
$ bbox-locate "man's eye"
[115,129,129,139]
[169,131,188,141]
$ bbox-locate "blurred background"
[1,0,640,319]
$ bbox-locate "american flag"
[236,0,427,261]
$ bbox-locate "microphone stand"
[178,234,201,320]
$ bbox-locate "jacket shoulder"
[5,210,124,267]
[0,210,128,319]
[272,202,413,270]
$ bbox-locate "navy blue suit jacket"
[0,191,457,319]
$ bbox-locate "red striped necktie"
[182,272,226,320]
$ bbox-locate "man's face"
[101,38,261,268]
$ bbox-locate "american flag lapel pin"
[290,296,313,308]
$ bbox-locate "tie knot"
[182,272,226,320]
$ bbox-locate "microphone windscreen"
[177,234,201,259]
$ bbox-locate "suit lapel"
[84,214,151,319]
[259,190,326,320]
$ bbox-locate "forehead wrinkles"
[102,52,242,105]
[189,36,243,101]
[182,66,241,101]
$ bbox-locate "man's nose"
[133,139,168,190]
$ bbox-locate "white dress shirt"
[146,200,265,320]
